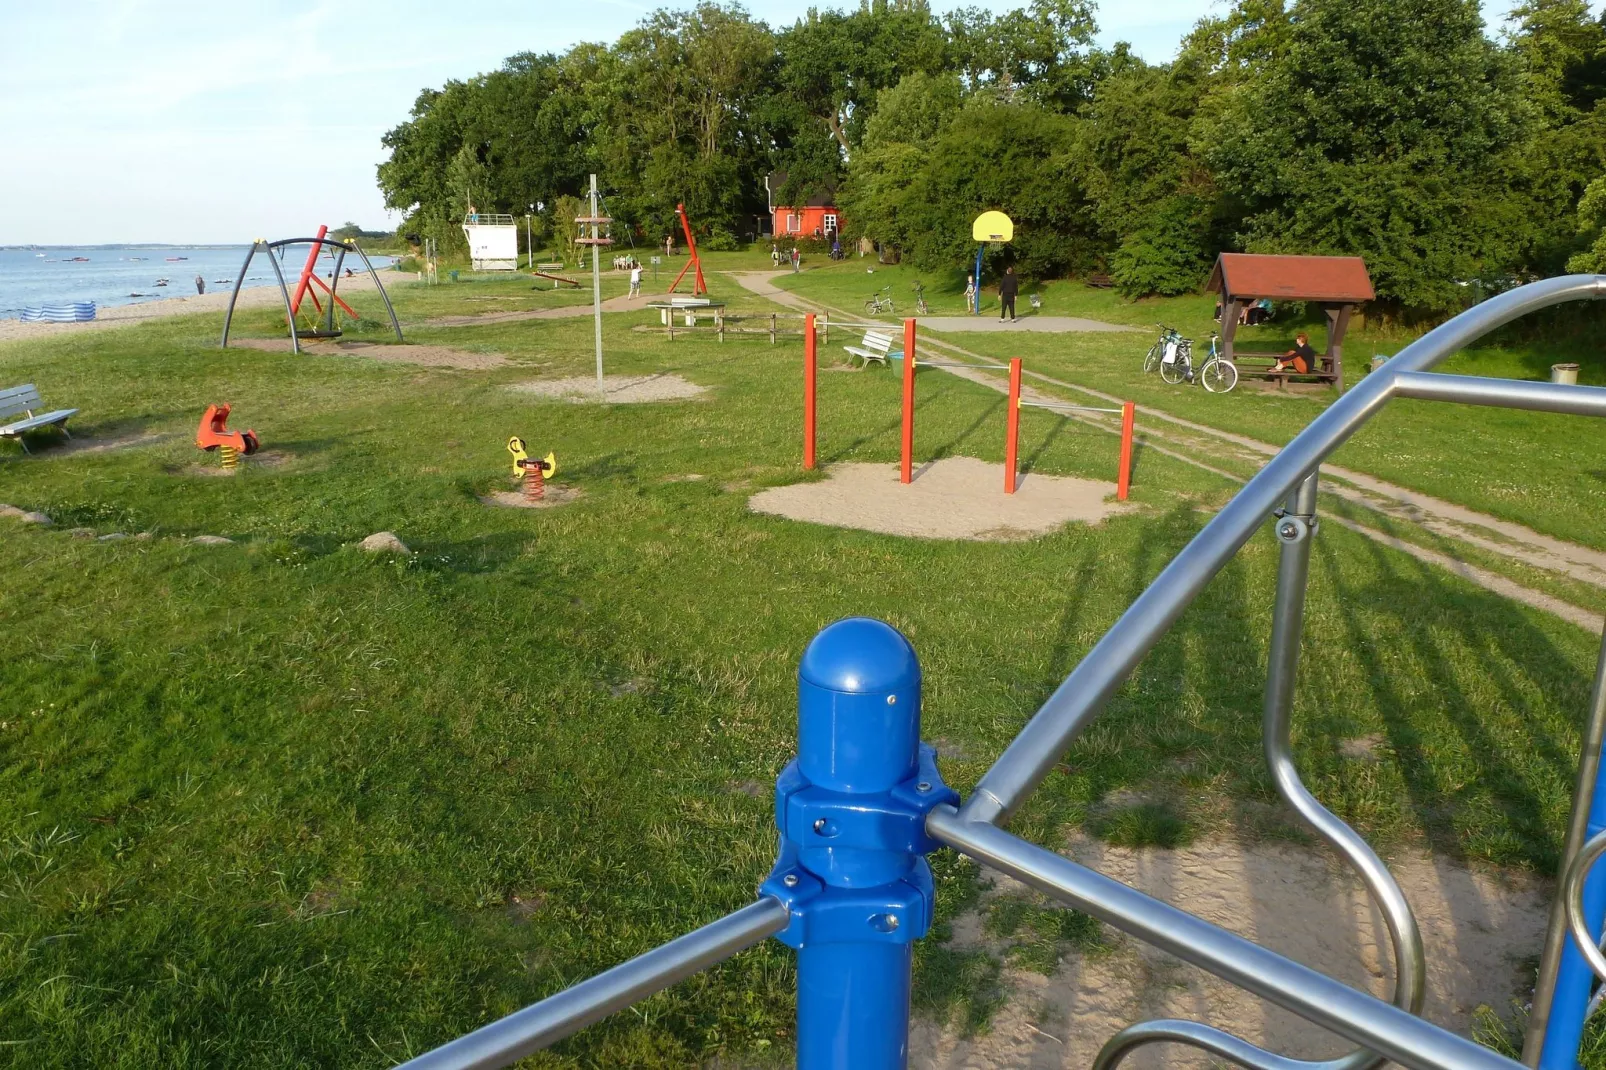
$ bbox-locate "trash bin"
[1552,363,1580,385]
[448,270,460,282]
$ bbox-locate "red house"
[765,172,838,239]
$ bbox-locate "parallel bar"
[926,808,1523,1070]
[1020,401,1125,415]
[1525,626,1606,1065]
[1393,372,1606,417]
[961,275,1606,826]
[396,898,789,1070]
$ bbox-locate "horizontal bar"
[962,274,1606,826]
[395,898,790,1070]
[927,808,1521,1070]
[1020,401,1125,415]
[915,360,1010,370]
[1392,371,1606,417]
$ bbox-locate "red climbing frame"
[666,203,708,297]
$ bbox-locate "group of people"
[769,244,803,272]
[962,267,1022,321]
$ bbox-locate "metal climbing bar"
[962,274,1606,827]
[396,898,790,1070]
[1018,400,1126,415]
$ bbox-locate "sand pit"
[0,430,170,459]
[506,374,706,404]
[479,486,585,509]
[749,457,1127,541]
[229,338,507,369]
[913,835,1548,1068]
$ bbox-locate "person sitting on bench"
[1273,333,1317,374]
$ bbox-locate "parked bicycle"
[912,281,930,316]
[1144,324,1186,374]
[1161,331,1238,393]
[865,286,896,315]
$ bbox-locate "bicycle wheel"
[1160,359,1186,385]
[865,300,878,315]
[1143,342,1164,373]
[1201,359,1238,394]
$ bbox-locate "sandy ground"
[0,271,399,343]
[228,337,507,369]
[479,486,585,509]
[749,458,1129,540]
[913,835,1547,1069]
[506,374,707,404]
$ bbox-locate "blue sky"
[0,0,1553,244]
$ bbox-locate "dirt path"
[725,271,1605,628]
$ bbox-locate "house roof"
[766,172,837,211]
[1206,253,1375,303]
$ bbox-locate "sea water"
[0,245,395,319]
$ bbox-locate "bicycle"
[1144,325,1185,374]
[865,286,896,316]
[1161,332,1238,393]
[912,282,930,316]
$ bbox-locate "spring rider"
[196,404,260,470]
[507,436,557,501]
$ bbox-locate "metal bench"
[843,329,903,366]
[0,384,77,453]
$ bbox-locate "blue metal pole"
[761,618,957,1070]
[1540,766,1606,1070]
[973,246,984,316]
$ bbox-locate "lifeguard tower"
[462,212,518,271]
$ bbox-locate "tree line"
[377,0,1606,314]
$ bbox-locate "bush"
[702,227,739,252]
[1110,195,1212,297]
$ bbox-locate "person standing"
[771,242,780,268]
[964,274,977,314]
[629,263,643,298]
[195,274,205,295]
[999,266,1019,322]
[791,247,801,273]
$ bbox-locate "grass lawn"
[771,258,1606,553]
[0,267,1600,1066]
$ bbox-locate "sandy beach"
[0,270,404,344]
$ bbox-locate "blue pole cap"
[797,618,921,794]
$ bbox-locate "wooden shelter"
[1206,254,1374,392]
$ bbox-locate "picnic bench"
[1206,253,1374,393]
[844,329,905,366]
[646,297,725,328]
[0,384,77,453]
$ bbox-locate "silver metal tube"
[1393,372,1606,417]
[1094,1019,1316,1070]
[394,898,789,1070]
[1261,473,1425,1070]
[1563,828,1606,985]
[1523,627,1606,1063]
[219,242,259,349]
[962,274,1606,826]
[926,807,1525,1070]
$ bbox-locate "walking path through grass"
[728,270,1606,629]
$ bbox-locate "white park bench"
[0,384,77,453]
[843,329,904,366]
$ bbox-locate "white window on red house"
[824,213,838,234]
[787,213,802,233]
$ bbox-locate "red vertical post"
[1117,401,1135,501]
[1005,358,1021,494]
[804,313,817,470]
[900,319,916,484]
[290,224,328,317]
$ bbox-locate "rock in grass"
[0,504,21,518]
[359,531,410,556]
[191,535,234,546]
[68,527,95,539]
[98,533,128,542]
[19,511,51,526]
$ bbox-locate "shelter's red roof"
[1206,254,1374,302]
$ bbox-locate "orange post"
[804,313,817,470]
[1117,401,1135,501]
[1005,358,1022,494]
[900,318,917,484]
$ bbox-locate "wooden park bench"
[1086,273,1115,289]
[843,329,903,366]
[0,384,78,453]
[1237,356,1341,390]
